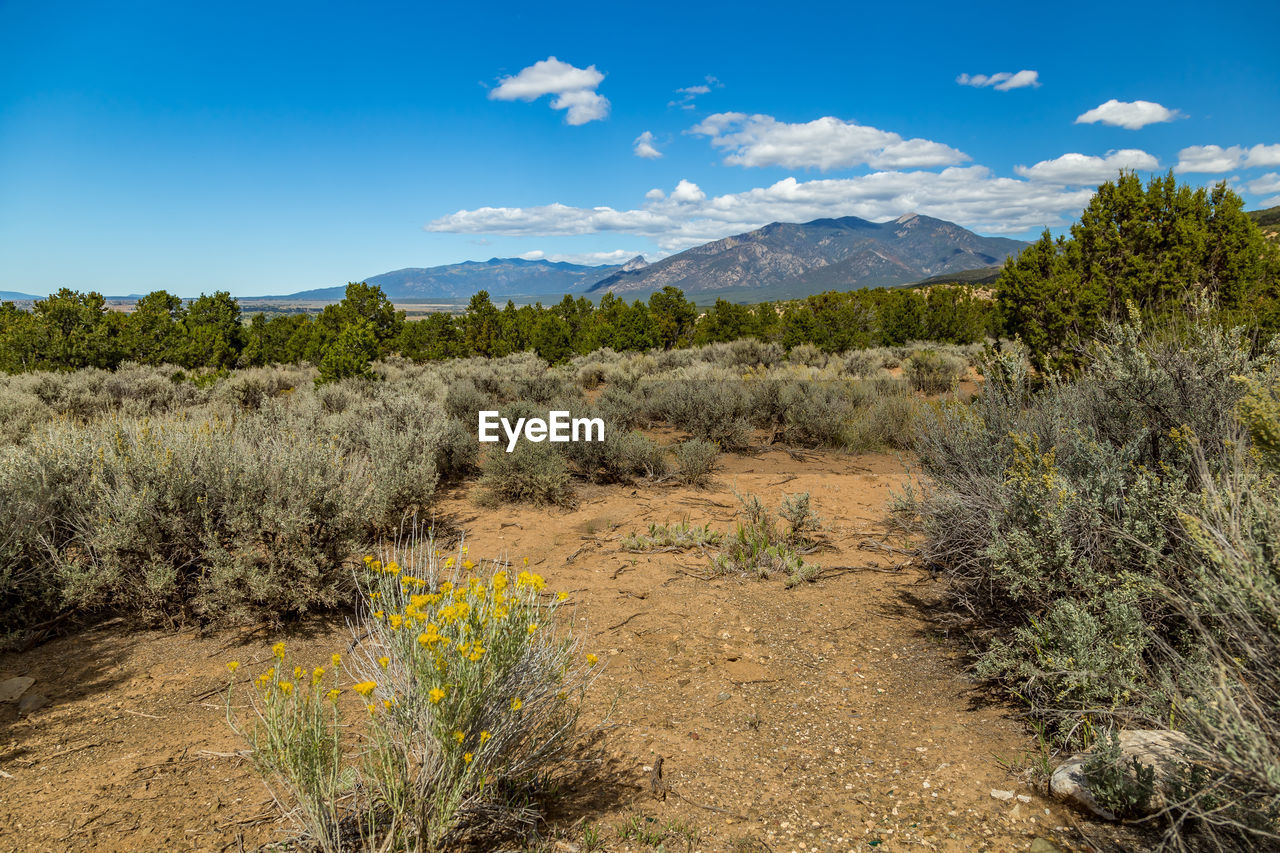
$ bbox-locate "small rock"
[990,789,1015,801]
[553,841,582,853]
[716,691,732,702]
[0,677,35,704]
[1016,794,1033,804]
[17,693,49,717]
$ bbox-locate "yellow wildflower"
[463,752,473,764]
[326,688,341,702]
[331,653,342,667]
[479,730,492,745]
[522,556,529,566]
[429,687,446,704]
[510,697,523,711]
[272,642,286,659]
[226,661,240,673]
[557,591,568,601]
[586,653,599,666]
[527,623,539,635]
[294,665,304,680]
[378,656,390,670]
[366,703,377,714]
[453,730,465,744]
[463,559,474,571]
[353,681,377,698]
[312,667,325,685]
[279,681,294,695]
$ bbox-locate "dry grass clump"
[228,537,601,851]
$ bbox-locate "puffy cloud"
[488,57,609,124]
[1246,173,1280,196]
[670,179,706,203]
[1176,144,1246,173]
[426,167,1096,251]
[689,113,969,171]
[644,188,666,201]
[1176,143,1280,173]
[1246,144,1280,168]
[956,70,1041,91]
[633,131,662,159]
[1015,149,1160,184]
[1075,99,1181,130]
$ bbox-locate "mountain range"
[587,213,1026,299]
[279,213,1025,303]
[4,213,1029,305]
[273,257,641,301]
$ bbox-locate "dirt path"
[0,449,1084,852]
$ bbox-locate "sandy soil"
[0,447,1098,852]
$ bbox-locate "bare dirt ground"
[0,447,1100,852]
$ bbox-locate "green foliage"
[317,316,379,384]
[998,172,1280,371]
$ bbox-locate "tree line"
[0,281,996,380]
[3,173,1275,379]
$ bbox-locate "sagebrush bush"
[229,539,600,851]
[673,438,719,486]
[648,369,753,450]
[562,425,667,484]
[478,441,573,507]
[906,320,1276,745]
[903,348,966,394]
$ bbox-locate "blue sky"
[2,0,1278,298]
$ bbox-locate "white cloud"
[426,166,1096,251]
[670,179,706,203]
[1176,145,1246,173]
[1246,173,1280,196]
[488,56,610,124]
[1015,149,1160,184]
[1075,99,1181,130]
[633,131,662,159]
[956,70,1041,91]
[645,188,666,201]
[519,249,648,266]
[689,113,969,171]
[1176,143,1280,173]
[1245,144,1280,167]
